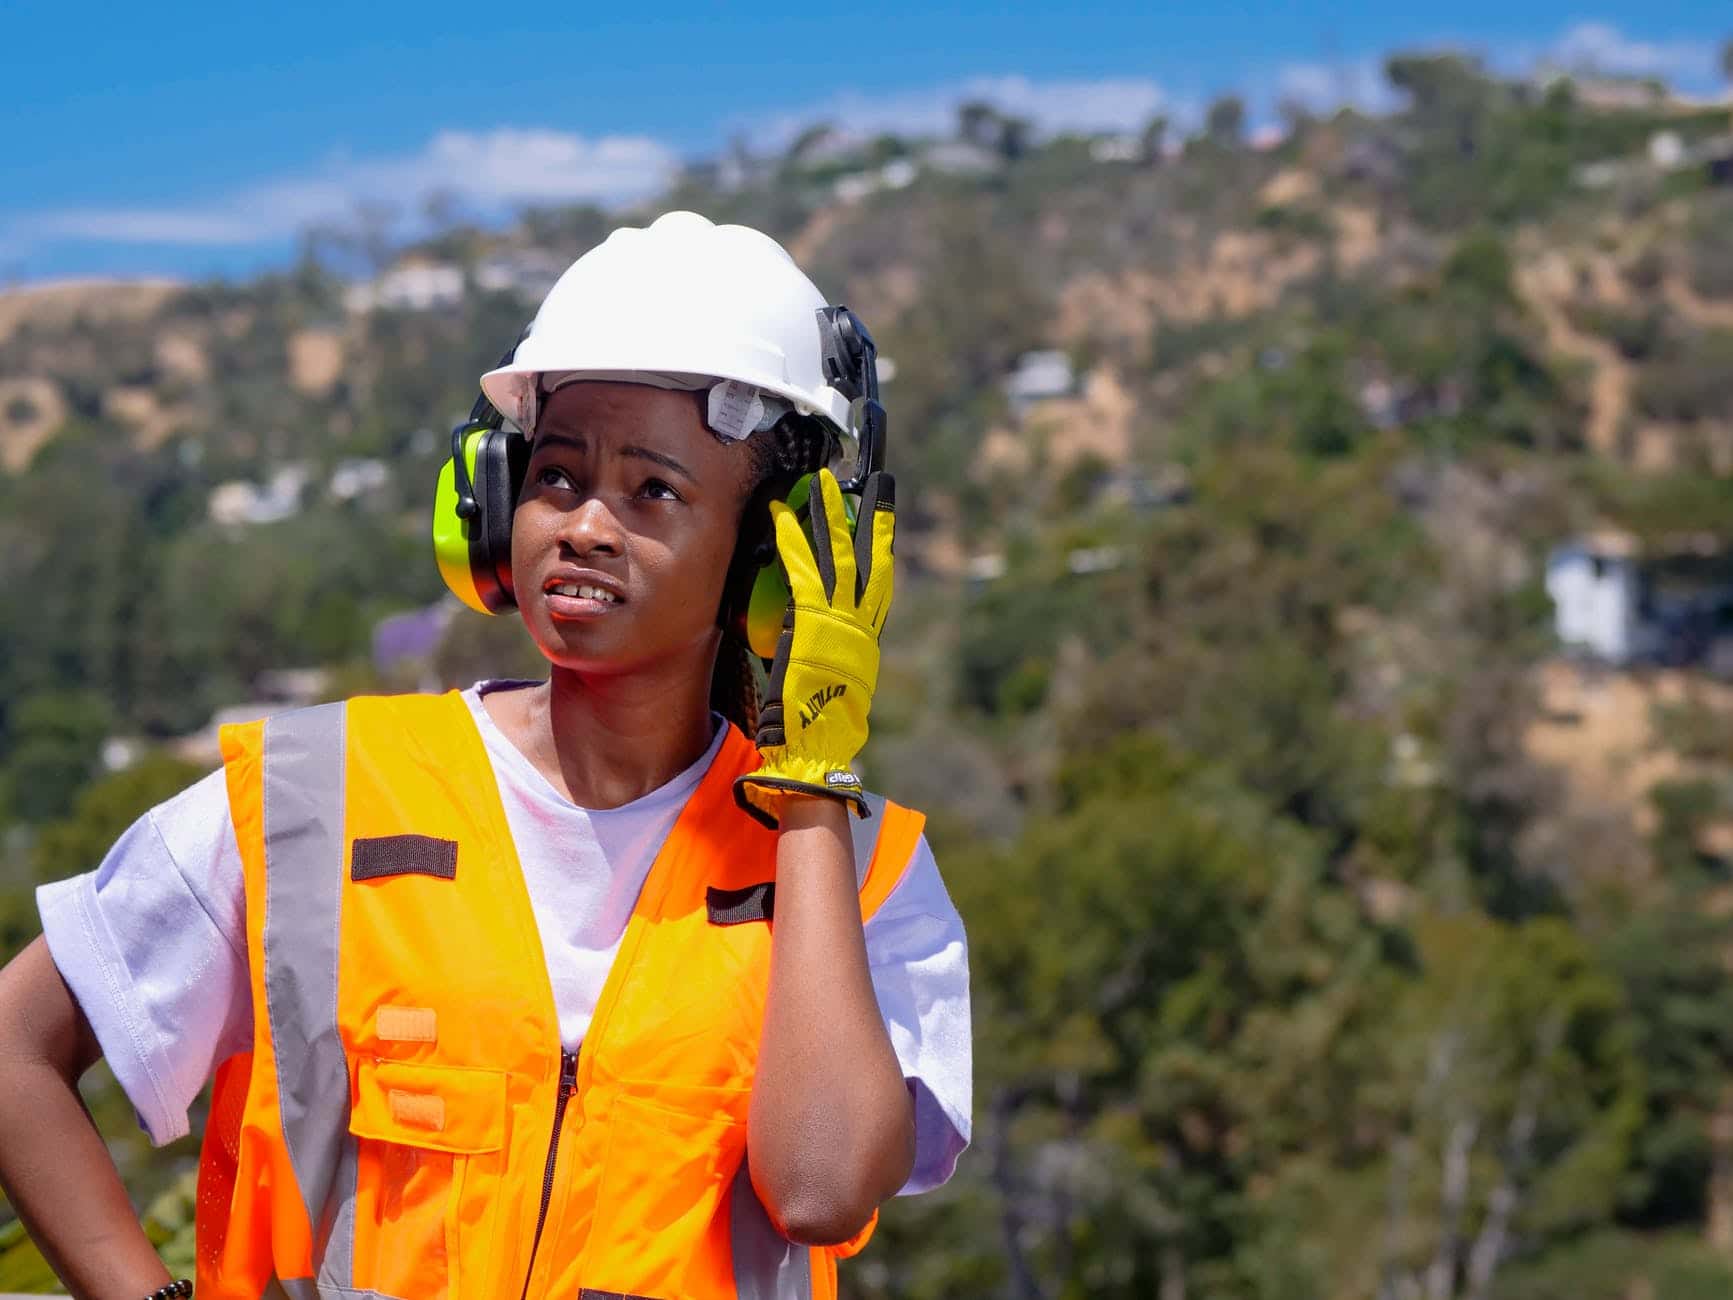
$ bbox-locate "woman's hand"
[735,468,895,827]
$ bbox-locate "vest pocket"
[583,1084,752,1298]
[348,1058,508,1299]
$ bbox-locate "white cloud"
[744,74,1174,150]
[356,129,679,208]
[38,210,264,245]
[7,128,679,250]
[1269,24,1723,122]
[1545,22,1718,82]
[9,80,1176,260]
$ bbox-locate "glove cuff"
[734,764,871,829]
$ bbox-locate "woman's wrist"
[773,791,853,835]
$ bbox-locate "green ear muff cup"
[477,428,528,610]
[745,561,793,660]
[433,426,529,615]
[741,474,857,661]
[434,429,492,613]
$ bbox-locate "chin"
[523,615,633,675]
[520,605,715,680]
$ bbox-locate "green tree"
[1140,114,1170,164]
[903,734,1398,1296]
[1442,229,1516,305]
[0,691,112,825]
[1205,96,1246,146]
[29,753,207,891]
[1359,914,1642,1298]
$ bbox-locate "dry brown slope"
[0,279,182,349]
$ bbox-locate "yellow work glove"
[735,467,896,828]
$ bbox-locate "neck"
[506,638,722,809]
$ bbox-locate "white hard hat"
[480,210,854,439]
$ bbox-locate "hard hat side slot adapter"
[817,305,886,488]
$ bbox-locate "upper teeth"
[553,584,617,602]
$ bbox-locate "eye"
[536,465,575,491]
[640,477,682,502]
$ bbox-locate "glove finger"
[810,468,853,608]
[771,498,823,601]
[854,471,892,609]
[860,472,896,628]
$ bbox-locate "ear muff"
[433,423,530,614]
[738,473,857,661]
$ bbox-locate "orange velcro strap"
[376,1006,437,1043]
[349,1059,507,1155]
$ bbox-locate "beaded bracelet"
[143,1281,192,1300]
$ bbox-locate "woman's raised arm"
[747,796,916,1244]
[735,467,913,1241]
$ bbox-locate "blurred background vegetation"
[6,43,1733,1299]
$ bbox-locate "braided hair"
[709,411,834,737]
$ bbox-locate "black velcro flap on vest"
[706,881,775,925]
[351,834,458,882]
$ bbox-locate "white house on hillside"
[345,261,465,313]
[474,250,564,301]
[1003,350,1076,418]
[208,464,311,527]
[1548,531,1733,669]
[1546,533,1656,665]
[329,457,390,501]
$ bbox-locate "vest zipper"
[519,1047,579,1300]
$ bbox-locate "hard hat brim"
[480,362,853,439]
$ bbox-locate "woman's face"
[511,380,751,675]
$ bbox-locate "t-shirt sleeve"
[863,833,972,1196]
[35,768,252,1146]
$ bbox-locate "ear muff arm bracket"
[818,306,887,491]
[450,420,482,519]
[449,340,523,520]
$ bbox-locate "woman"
[0,212,970,1299]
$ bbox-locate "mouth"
[542,572,625,620]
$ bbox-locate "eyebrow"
[533,430,696,483]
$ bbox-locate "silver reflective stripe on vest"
[320,1128,360,1287]
[260,703,358,1290]
[848,793,887,893]
[730,1161,813,1300]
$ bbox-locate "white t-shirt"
[37,681,971,1195]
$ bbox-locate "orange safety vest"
[193,690,926,1300]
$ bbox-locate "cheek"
[508,507,546,590]
[648,518,738,612]
[648,504,743,613]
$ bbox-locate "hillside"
[4,53,1733,1299]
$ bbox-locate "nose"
[560,494,624,559]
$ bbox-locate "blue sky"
[3,2,1727,282]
